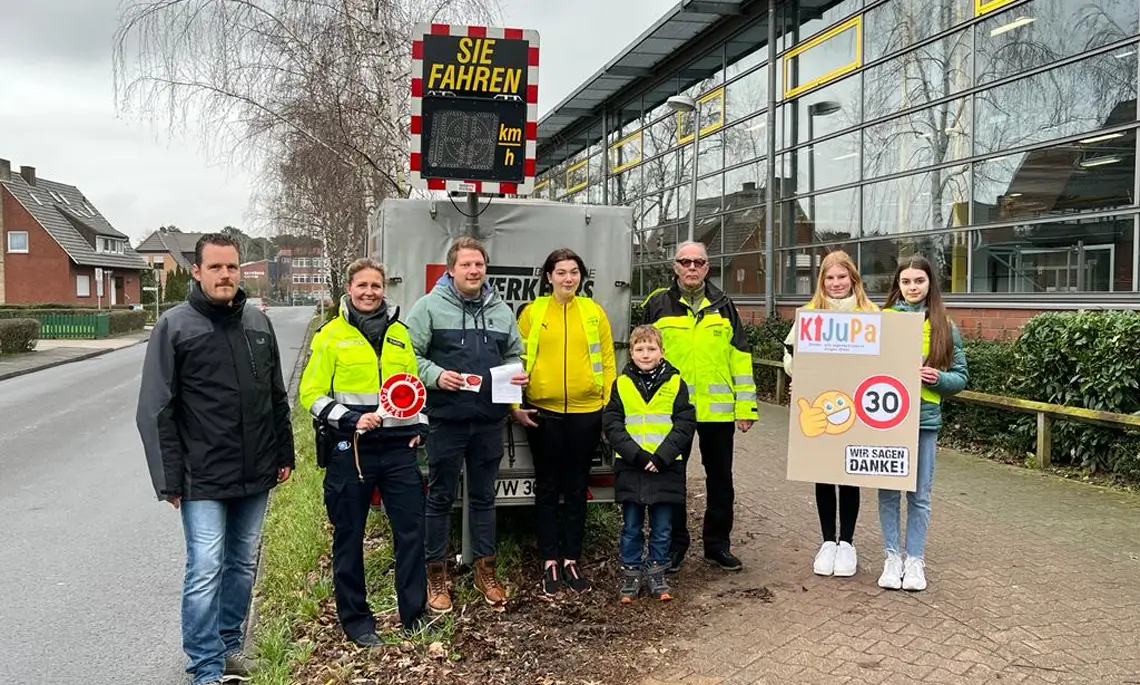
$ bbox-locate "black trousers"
[671,421,735,556]
[324,436,426,637]
[526,410,602,560]
[816,483,860,543]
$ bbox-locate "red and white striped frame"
[408,23,539,196]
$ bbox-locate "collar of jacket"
[668,277,727,313]
[189,281,247,322]
[434,272,497,308]
[342,295,399,350]
[621,359,679,398]
[890,300,927,314]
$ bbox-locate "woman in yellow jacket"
[514,248,617,596]
[783,250,878,578]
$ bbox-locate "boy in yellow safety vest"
[602,325,697,604]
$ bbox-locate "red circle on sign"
[380,373,426,418]
[464,374,482,387]
[854,374,911,430]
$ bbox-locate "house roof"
[1,173,148,270]
[135,230,204,269]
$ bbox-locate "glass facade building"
[534,0,1139,311]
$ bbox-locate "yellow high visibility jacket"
[299,299,426,435]
[643,281,758,423]
[616,373,682,456]
[518,295,617,413]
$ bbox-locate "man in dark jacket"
[136,234,294,685]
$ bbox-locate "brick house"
[135,229,204,292]
[0,159,147,306]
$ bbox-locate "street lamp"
[806,100,841,286]
[668,94,700,243]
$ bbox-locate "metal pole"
[460,190,479,565]
[764,0,778,318]
[807,115,817,288]
[688,108,702,243]
[466,191,480,237]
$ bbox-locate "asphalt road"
[0,305,313,685]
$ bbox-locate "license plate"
[494,478,535,499]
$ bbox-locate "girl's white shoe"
[902,556,927,591]
[833,541,857,577]
[878,551,903,590]
[813,541,838,576]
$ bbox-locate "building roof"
[1,172,148,270]
[135,230,204,269]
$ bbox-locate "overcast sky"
[0,0,675,244]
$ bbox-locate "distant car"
[247,297,269,313]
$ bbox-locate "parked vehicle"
[247,297,269,313]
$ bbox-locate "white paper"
[489,362,524,404]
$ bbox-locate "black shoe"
[541,563,560,596]
[666,549,686,575]
[619,565,644,604]
[351,631,383,647]
[645,562,673,601]
[561,561,591,593]
[704,549,743,571]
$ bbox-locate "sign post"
[786,310,925,491]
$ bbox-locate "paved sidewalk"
[647,402,1140,685]
[0,330,150,381]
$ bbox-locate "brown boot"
[473,556,508,608]
[427,561,452,614]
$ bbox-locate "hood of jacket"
[189,281,248,322]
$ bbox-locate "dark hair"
[541,248,587,284]
[447,236,488,269]
[194,233,240,266]
[885,254,953,370]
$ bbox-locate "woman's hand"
[511,408,539,427]
[356,413,381,431]
[920,366,941,385]
[644,460,658,473]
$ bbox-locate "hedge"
[108,310,147,335]
[0,319,41,354]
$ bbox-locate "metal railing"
[753,357,1140,469]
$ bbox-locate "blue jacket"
[890,301,968,430]
[404,273,523,423]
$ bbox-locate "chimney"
[0,158,10,182]
[741,181,756,192]
[20,165,36,186]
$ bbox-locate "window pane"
[779,77,861,151]
[726,65,768,124]
[863,29,971,122]
[969,215,1134,293]
[858,234,960,295]
[976,0,1139,86]
[724,116,769,169]
[632,263,674,300]
[777,241,861,295]
[609,166,642,206]
[724,252,766,296]
[725,163,767,210]
[784,15,861,99]
[864,98,970,180]
[720,207,765,256]
[790,129,861,193]
[864,0,972,63]
[863,168,970,237]
[974,50,1139,154]
[77,275,91,297]
[973,139,1136,225]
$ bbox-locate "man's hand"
[509,372,529,387]
[737,419,755,433]
[278,467,292,483]
[166,495,181,510]
[644,460,658,473]
[511,407,539,427]
[409,435,423,448]
[438,370,464,391]
[920,366,941,385]
[356,413,381,431]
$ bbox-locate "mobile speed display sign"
[409,23,540,195]
[786,310,925,491]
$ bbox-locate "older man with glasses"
[642,240,758,574]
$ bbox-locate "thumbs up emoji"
[797,397,829,438]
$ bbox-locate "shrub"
[0,318,41,354]
[108,310,147,335]
[939,337,1034,455]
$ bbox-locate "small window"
[77,275,91,297]
[7,231,28,253]
[28,192,43,205]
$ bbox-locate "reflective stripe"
[707,384,733,395]
[327,405,350,429]
[708,402,735,414]
[686,384,696,396]
[589,343,602,353]
[625,413,673,425]
[735,391,757,402]
[632,432,671,447]
[592,362,604,373]
[382,415,422,428]
[334,391,378,405]
[733,375,754,386]
[310,395,333,417]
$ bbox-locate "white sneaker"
[877,552,903,590]
[902,556,927,591]
[813,541,838,576]
[833,541,857,577]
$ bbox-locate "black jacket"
[136,283,295,501]
[602,361,696,505]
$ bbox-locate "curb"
[0,336,150,383]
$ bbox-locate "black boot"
[645,561,673,601]
[618,564,643,604]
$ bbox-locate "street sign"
[378,373,427,419]
[142,286,158,292]
[409,23,540,195]
[786,310,924,491]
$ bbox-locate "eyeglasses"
[676,258,708,268]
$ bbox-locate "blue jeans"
[878,429,937,559]
[180,491,269,685]
[425,421,502,561]
[620,502,673,567]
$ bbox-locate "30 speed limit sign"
[854,374,911,430]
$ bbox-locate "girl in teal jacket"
[878,255,968,593]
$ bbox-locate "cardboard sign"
[786,309,924,491]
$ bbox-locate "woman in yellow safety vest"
[298,258,429,646]
[513,247,617,596]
